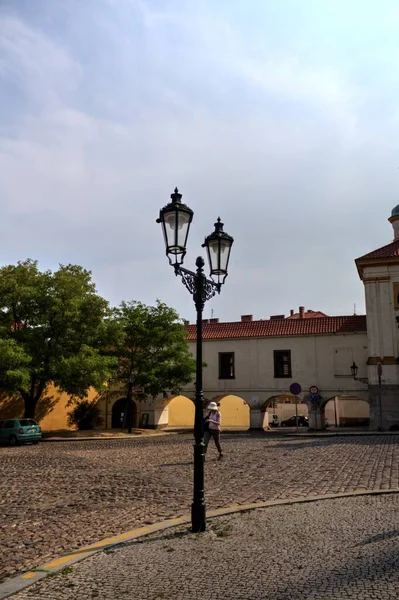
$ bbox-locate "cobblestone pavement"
[2,434,399,583]
[13,495,399,599]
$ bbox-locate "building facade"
[2,206,399,432]
[179,312,369,430]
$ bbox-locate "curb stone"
[42,432,177,442]
[2,487,399,599]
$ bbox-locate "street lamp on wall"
[157,188,233,533]
[350,361,369,385]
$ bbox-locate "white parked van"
[267,413,279,428]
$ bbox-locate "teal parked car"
[0,418,42,446]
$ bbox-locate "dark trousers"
[204,429,222,454]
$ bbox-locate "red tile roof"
[356,240,399,261]
[185,315,367,340]
[286,310,328,319]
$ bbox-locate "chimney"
[210,318,219,324]
[241,314,253,322]
[270,314,285,321]
[299,306,305,319]
[203,319,209,324]
[290,309,294,316]
[183,319,189,326]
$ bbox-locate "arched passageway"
[262,395,309,428]
[167,395,195,427]
[323,396,370,428]
[111,397,137,429]
[209,395,250,429]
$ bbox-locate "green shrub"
[67,400,103,430]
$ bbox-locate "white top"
[208,410,221,431]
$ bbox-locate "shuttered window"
[274,350,292,378]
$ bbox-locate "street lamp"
[350,361,369,385]
[157,188,233,533]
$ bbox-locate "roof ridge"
[356,238,399,261]
[187,314,365,326]
[185,314,367,340]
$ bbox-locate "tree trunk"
[23,395,37,419]
[127,380,134,434]
[20,379,46,419]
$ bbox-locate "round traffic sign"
[289,382,302,396]
[309,385,318,395]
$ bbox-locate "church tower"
[355,206,399,430]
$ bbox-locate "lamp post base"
[191,502,206,533]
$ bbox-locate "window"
[274,350,291,378]
[219,352,235,379]
[3,420,15,429]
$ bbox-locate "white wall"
[363,264,399,386]
[182,332,369,408]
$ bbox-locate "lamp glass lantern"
[350,362,358,379]
[202,218,234,285]
[157,188,193,268]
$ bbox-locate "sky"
[1,0,399,323]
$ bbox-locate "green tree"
[112,300,196,431]
[0,260,119,418]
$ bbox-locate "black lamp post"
[157,188,233,533]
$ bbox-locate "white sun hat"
[207,402,218,411]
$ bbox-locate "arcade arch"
[207,395,250,429]
[261,395,309,428]
[111,397,137,429]
[167,395,195,428]
[322,395,370,428]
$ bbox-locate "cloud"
[0,13,82,110]
[0,0,398,322]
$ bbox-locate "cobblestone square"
[12,495,399,599]
[2,433,399,589]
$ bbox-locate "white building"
[102,205,399,432]
[166,204,399,431]
[181,310,368,429]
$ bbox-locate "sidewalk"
[41,428,175,442]
[8,493,399,599]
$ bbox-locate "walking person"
[204,402,223,460]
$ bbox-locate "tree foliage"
[112,300,196,398]
[0,260,119,418]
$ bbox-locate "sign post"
[378,362,383,431]
[289,383,302,433]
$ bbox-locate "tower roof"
[355,239,399,278]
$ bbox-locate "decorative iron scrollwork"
[176,266,220,304]
[179,270,197,296]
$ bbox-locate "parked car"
[280,415,309,428]
[267,413,280,428]
[0,418,42,446]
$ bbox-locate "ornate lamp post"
[157,188,233,532]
